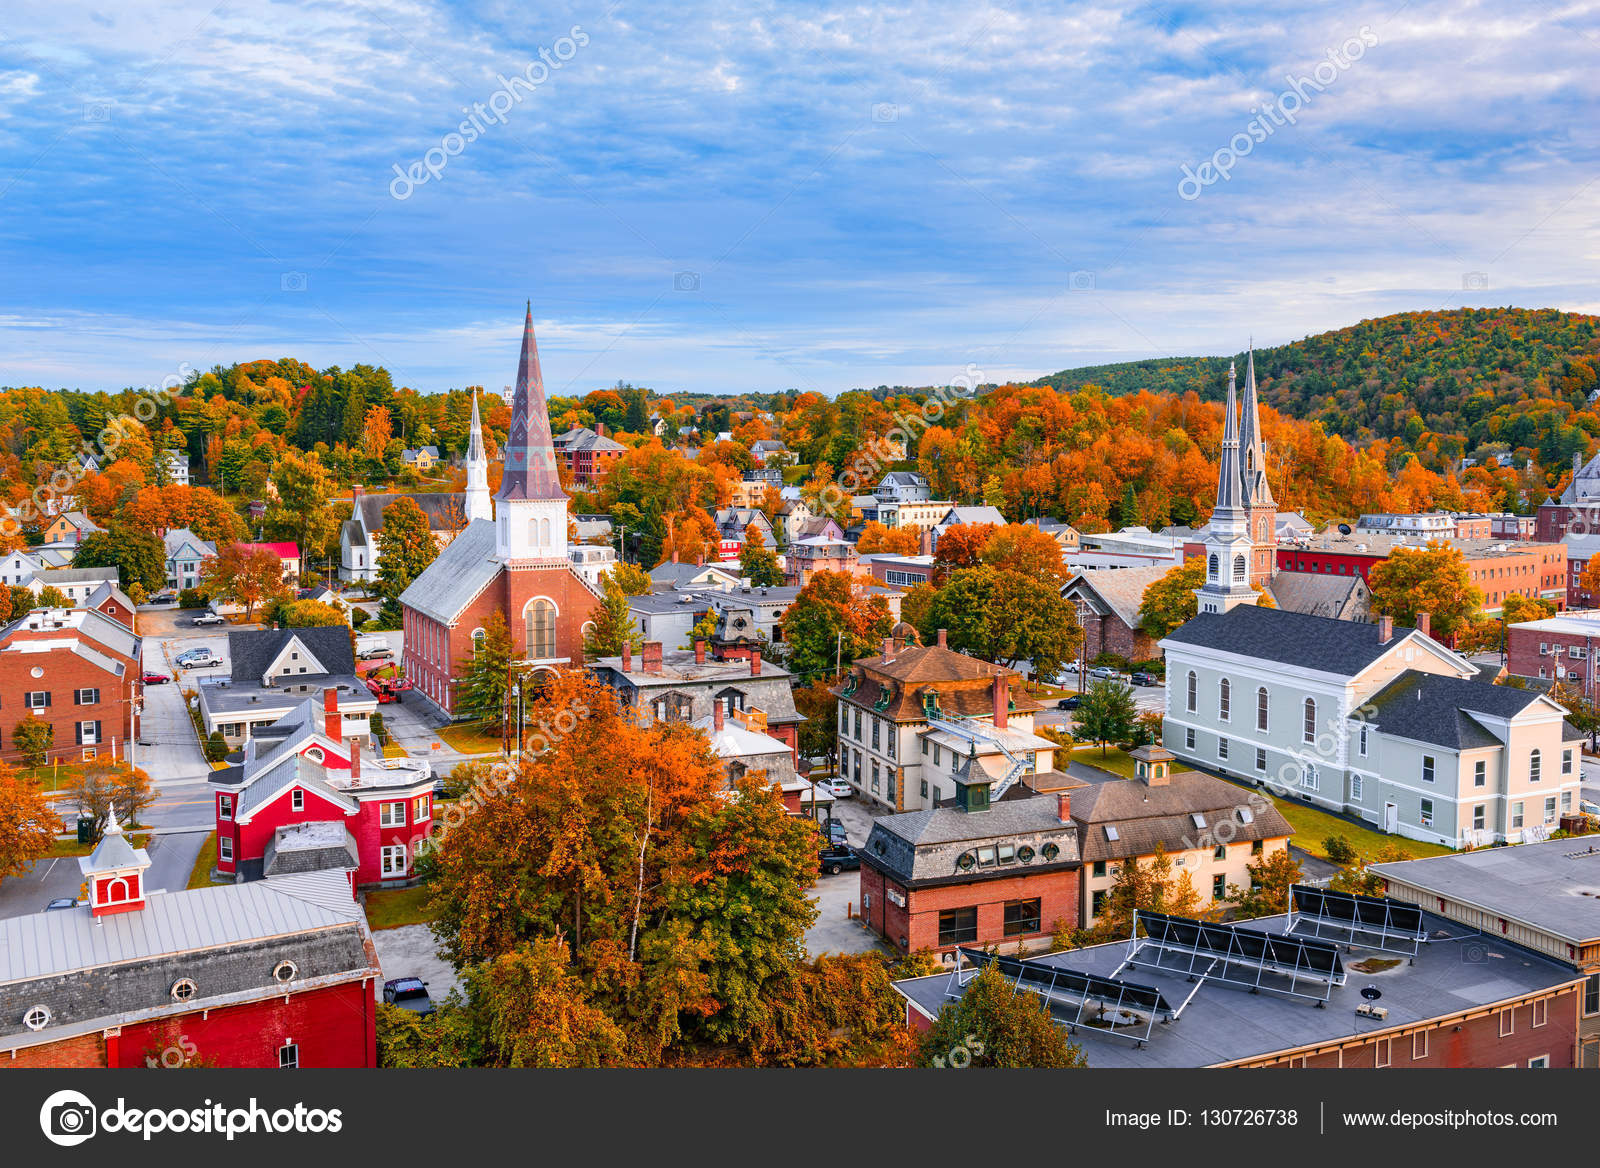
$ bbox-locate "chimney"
[323,688,339,740]
[713,703,724,732]
[352,484,364,502]
[1378,614,1393,643]
[694,638,706,664]
[671,549,679,564]
[642,641,663,674]
[919,527,933,555]
[937,628,947,649]
[750,647,762,677]
[347,737,361,780]
[595,422,604,438]
[622,642,632,672]
[1416,610,1431,638]
[1057,791,1072,824]
[993,675,1008,729]
[883,636,894,662]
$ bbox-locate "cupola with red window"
[78,806,152,917]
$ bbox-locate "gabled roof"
[1161,605,1459,679]
[1069,770,1295,862]
[33,565,118,586]
[937,505,1006,528]
[1266,572,1370,620]
[163,527,216,559]
[352,492,464,535]
[1365,670,1563,750]
[230,625,355,684]
[237,754,358,822]
[397,518,501,625]
[1063,565,1172,630]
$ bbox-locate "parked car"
[192,612,226,627]
[818,843,860,875]
[382,977,434,1017]
[824,819,849,845]
[1059,661,1080,673]
[175,651,221,669]
[1089,666,1118,680]
[141,671,170,685]
[821,778,853,798]
[1582,800,1600,818]
[1130,671,1156,687]
[1057,695,1082,710]
[44,898,77,912]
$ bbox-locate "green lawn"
[187,832,220,888]
[19,762,90,794]
[1071,747,1192,780]
[1220,780,1455,863]
[435,721,505,755]
[365,885,440,930]
[49,830,151,859]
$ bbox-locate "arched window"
[106,877,130,904]
[1303,698,1316,744]
[540,518,552,546]
[1530,748,1542,783]
[1233,554,1246,582]
[1219,678,1231,721]
[1208,553,1218,580]
[471,628,486,655]
[1186,671,1197,713]
[524,599,556,659]
[1256,687,1269,732]
[527,517,539,546]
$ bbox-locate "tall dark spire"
[495,302,566,502]
[1214,361,1243,511]
[1239,345,1276,508]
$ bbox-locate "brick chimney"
[919,527,933,555]
[713,703,724,732]
[323,688,340,740]
[642,641,663,674]
[883,636,894,662]
[1378,614,1394,643]
[750,647,762,677]
[352,484,364,503]
[1057,791,1072,824]
[992,675,1008,729]
[595,422,605,438]
[347,737,361,780]
[694,638,706,665]
[1416,610,1431,638]
[937,628,947,649]
[622,642,632,672]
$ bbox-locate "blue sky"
[1,0,1597,397]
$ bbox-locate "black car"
[1130,671,1156,687]
[44,898,77,912]
[819,843,860,875]
[382,977,434,1016]
[1057,695,1082,710]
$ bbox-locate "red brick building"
[1062,565,1168,664]
[857,770,1080,958]
[552,424,625,485]
[399,306,601,719]
[0,607,142,763]
[211,689,435,887]
[1504,611,1600,697]
[0,815,380,1068]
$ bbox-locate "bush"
[13,716,54,767]
[204,730,229,763]
[1091,652,1131,672]
[177,588,206,610]
[349,607,369,628]
[1323,835,1358,866]
[371,712,387,741]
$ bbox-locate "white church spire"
[464,388,492,523]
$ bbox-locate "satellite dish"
[1338,523,1352,535]
[1360,985,1382,1001]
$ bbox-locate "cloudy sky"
[1,0,1597,396]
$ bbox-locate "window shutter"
[74,722,82,745]
[44,691,51,707]
[94,721,102,743]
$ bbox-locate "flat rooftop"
[1373,839,1600,945]
[1505,610,1600,637]
[894,910,1580,1068]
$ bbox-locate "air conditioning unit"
[1355,1002,1389,1020]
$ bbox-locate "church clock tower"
[1195,361,1261,616]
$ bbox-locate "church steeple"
[463,389,492,523]
[1215,361,1243,513]
[1195,358,1261,616]
[492,303,569,564]
[1239,345,1275,508]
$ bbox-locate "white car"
[176,651,221,668]
[192,612,226,626]
[1059,661,1081,673]
[822,778,853,798]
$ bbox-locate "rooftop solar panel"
[1129,910,1347,1004]
[951,948,1175,1044]
[1288,884,1427,955]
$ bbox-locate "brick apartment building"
[858,768,1081,957]
[1505,611,1600,693]
[0,607,142,764]
[552,424,625,485]
[1276,531,1567,616]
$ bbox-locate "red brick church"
[399,305,601,719]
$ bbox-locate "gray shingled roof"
[1267,572,1369,620]
[397,517,500,624]
[354,492,463,533]
[861,794,1081,885]
[229,624,355,683]
[1069,772,1295,863]
[1162,605,1435,677]
[1366,670,1557,750]
[1064,565,1171,629]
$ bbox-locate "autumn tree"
[609,561,653,596]
[583,575,643,660]
[264,450,340,564]
[1501,592,1556,627]
[855,522,920,556]
[376,497,440,625]
[456,610,514,730]
[737,524,784,586]
[1138,560,1205,639]
[0,764,56,885]
[1551,679,1600,750]
[275,599,348,628]
[65,762,157,841]
[72,524,166,594]
[1228,848,1305,918]
[982,523,1069,587]
[200,542,288,621]
[778,570,893,682]
[1367,541,1483,638]
[794,679,840,768]
[1580,557,1600,599]
[362,405,393,462]
[925,566,1083,678]
[932,522,998,580]
[1073,678,1137,754]
[11,716,54,768]
[655,508,719,567]
[919,965,1086,1068]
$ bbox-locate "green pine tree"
[583,576,644,660]
[457,610,514,731]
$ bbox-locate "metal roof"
[397,517,501,624]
